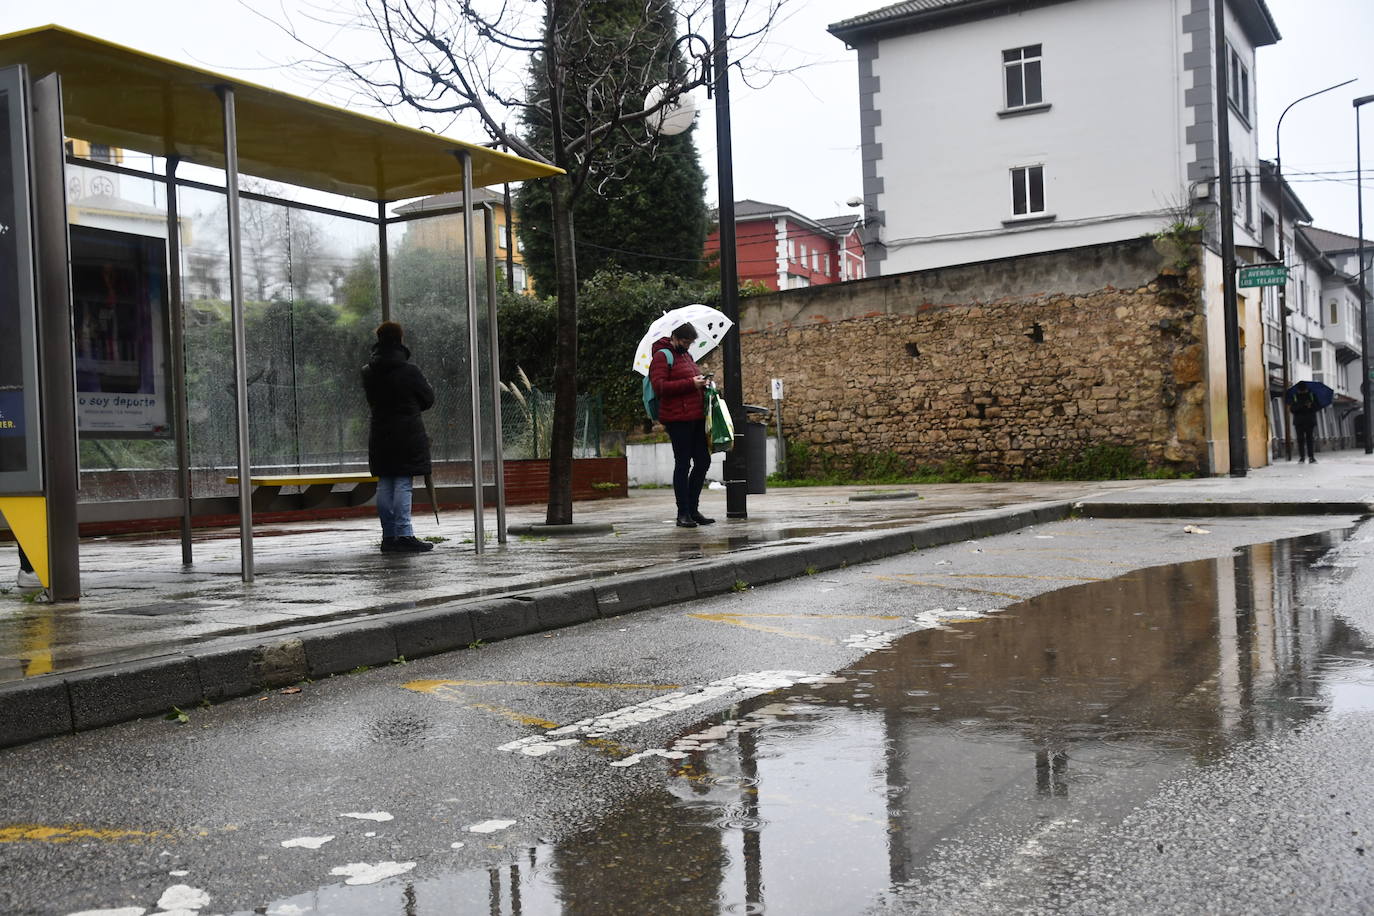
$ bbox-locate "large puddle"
[225,527,1373,914]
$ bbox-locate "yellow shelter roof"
[0,25,561,202]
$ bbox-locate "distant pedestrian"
[649,322,716,528]
[361,321,436,553]
[1291,382,1319,464]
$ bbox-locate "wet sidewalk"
[2,451,1372,747]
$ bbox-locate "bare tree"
[275,0,788,525]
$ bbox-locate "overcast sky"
[1,0,1371,235]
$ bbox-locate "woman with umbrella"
[649,322,717,528]
[1288,381,1331,464]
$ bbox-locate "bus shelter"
[0,26,561,599]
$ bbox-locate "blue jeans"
[665,420,711,515]
[376,475,414,538]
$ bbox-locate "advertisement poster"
[0,65,43,494]
[70,225,172,437]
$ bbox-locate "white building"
[829,0,1279,274]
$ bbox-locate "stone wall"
[736,237,1208,475]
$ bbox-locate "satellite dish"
[645,84,697,136]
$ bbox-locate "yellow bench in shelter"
[225,473,378,512]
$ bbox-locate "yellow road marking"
[0,824,166,844]
[467,702,558,729]
[692,613,903,620]
[874,575,1025,600]
[687,613,835,643]
[942,573,1104,582]
[402,678,679,694]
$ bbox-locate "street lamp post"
[1213,0,1246,477]
[1274,79,1356,462]
[1355,95,1374,454]
[712,0,747,518]
[659,3,750,515]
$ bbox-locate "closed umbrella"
[423,473,441,526]
[631,304,733,376]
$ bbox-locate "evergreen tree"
[517,1,707,295]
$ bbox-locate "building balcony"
[1326,322,1363,364]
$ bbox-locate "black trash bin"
[742,405,770,495]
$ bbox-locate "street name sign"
[1238,264,1288,287]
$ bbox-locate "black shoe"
[1309,457,1317,464]
[380,537,400,553]
[675,514,698,528]
[690,511,716,525]
[1298,457,1306,463]
[394,536,435,552]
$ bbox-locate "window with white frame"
[499,224,510,250]
[1010,165,1045,216]
[1331,300,1339,325]
[788,239,796,261]
[1228,45,1250,123]
[1003,45,1043,109]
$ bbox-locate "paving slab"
[1,450,1372,747]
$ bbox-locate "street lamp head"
[1355,94,1374,108]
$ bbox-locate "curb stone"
[0,498,1152,751]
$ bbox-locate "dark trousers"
[1296,424,1316,460]
[665,420,711,515]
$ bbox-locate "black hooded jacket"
[361,342,435,476]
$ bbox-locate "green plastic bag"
[705,387,735,451]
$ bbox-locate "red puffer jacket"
[648,336,705,422]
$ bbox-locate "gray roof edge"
[830,0,1279,46]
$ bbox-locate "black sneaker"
[675,514,698,528]
[394,536,435,552]
[690,511,716,525]
[380,537,401,553]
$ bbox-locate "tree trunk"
[545,174,578,525]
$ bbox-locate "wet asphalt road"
[1,512,1372,915]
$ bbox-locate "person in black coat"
[361,321,436,553]
[1290,381,1320,464]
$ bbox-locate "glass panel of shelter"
[60,144,501,520]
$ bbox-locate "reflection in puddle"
[234,528,1370,914]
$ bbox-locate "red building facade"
[705,200,865,292]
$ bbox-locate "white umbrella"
[631,304,733,376]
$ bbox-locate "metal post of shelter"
[483,205,507,542]
[458,150,484,553]
[31,73,80,600]
[377,200,391,322]
[218,84,254,581]
[165,156,194,564]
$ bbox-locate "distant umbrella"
[1286,380,1333,409]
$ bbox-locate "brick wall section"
[738,238,1209,475]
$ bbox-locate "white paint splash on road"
[499,671,812,758]
[330,861,416,885]
[466,819,516,834]
[155,884,210,911]
[340,811,393,822]
[281,836,335,849]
